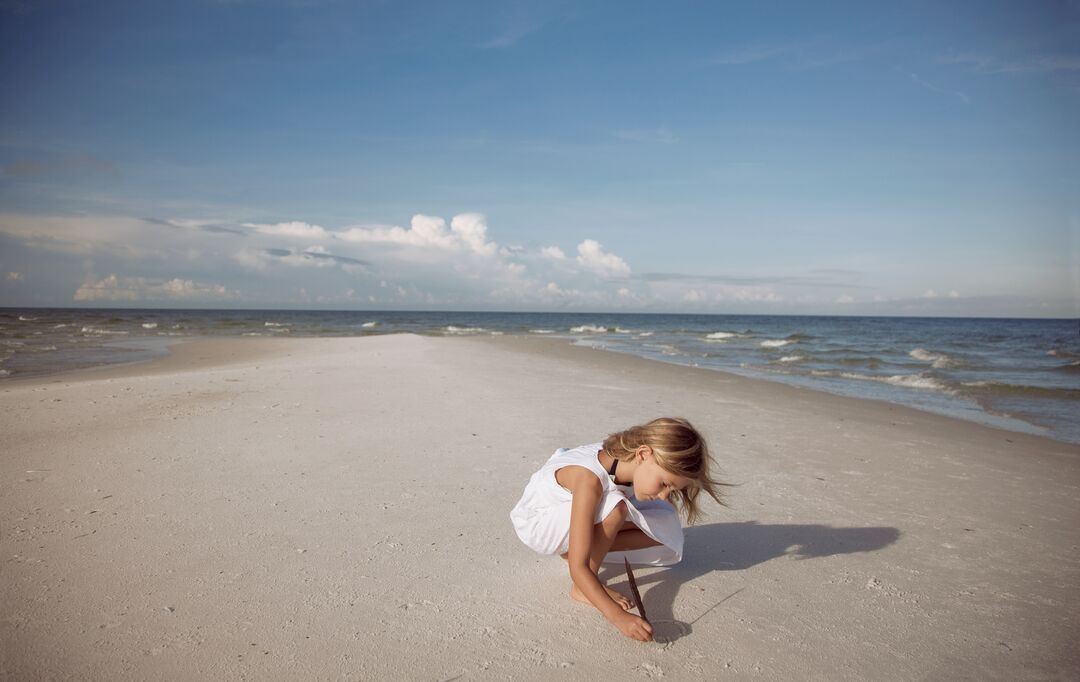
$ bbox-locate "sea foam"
[760,339,792,348]
[444,326,487,334]
[909,348,957,368]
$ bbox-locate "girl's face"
[631,450,692,502]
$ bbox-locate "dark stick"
[624,557,648,623]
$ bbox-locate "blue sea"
[2,308,1078,444]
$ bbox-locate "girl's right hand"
[611,611,653,642]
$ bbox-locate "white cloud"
[576,239,630,277]
[923,289,938,298]
[948,290,961,298]
[74,274,235,302]
[541,246,566,260]
[338,213,498,257]
[246,221,328,239]
[835,294,855,304]
[6,271,22,282]
[717,287,783,303]
[450,213,498,257]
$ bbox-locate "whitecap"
[636,332,654,337]
[142,322,158,329]
[909,348,956,368]
[706,331,737,340]
[81,326,128,335]
[265,322,285,327]
[760,339,792,348]
[361,321,377,328]
[778,355,804,363]
[1047,349,1080,358]
[570,324,607,333]
[529,329,555,334]
[614,327,634,334]
[839,371,951,392]
[18,315,37,321]
[444,325,486,334]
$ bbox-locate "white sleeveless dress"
[509,442,684,566]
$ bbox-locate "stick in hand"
[623,557,648,623]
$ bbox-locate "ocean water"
[2,308,1078,444]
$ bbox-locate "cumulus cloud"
[835,294,855,304]
[6,271,23,282]
[541,246,566,260]
[337,213,497,256]
[245,221,328,239]
[575,239,630,277]
[73,274,236,302]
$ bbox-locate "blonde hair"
[603,417,729,524]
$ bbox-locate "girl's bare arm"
[563,467,623,620]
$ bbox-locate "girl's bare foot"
[571,583,632,610]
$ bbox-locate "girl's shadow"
[601,521,901,643]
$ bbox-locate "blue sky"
[0,0,1077,316]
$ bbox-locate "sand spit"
[2,334,1078,680]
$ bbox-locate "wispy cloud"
[480,21,545,49]
[711,42,805,66]
[938,52,1080,74]
[710,39,871,70]
[900,69,969,103]
[638,271,875,290]
[73,274,238,303]
[144,217,247,236]
[613,127,679,144]
[479,2,555,49]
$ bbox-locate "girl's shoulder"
[545,442,610,485]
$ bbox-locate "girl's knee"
[601,500,629,526]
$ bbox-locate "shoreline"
[8,333,1076,450]
[3,333,1078,679]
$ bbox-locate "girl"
[510,417,726,642]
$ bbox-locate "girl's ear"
[636,445,653,461]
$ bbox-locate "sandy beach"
[2,334,1078,680]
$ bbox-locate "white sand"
[2,334,1078,680]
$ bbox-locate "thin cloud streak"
[638,272,877,290]
[938,51,1080,74]
[900,69,969,103]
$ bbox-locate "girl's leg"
[610,525,662,552]
[587,500,629,573]
[560,516,663,561]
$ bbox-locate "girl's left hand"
[611,611,653,642]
